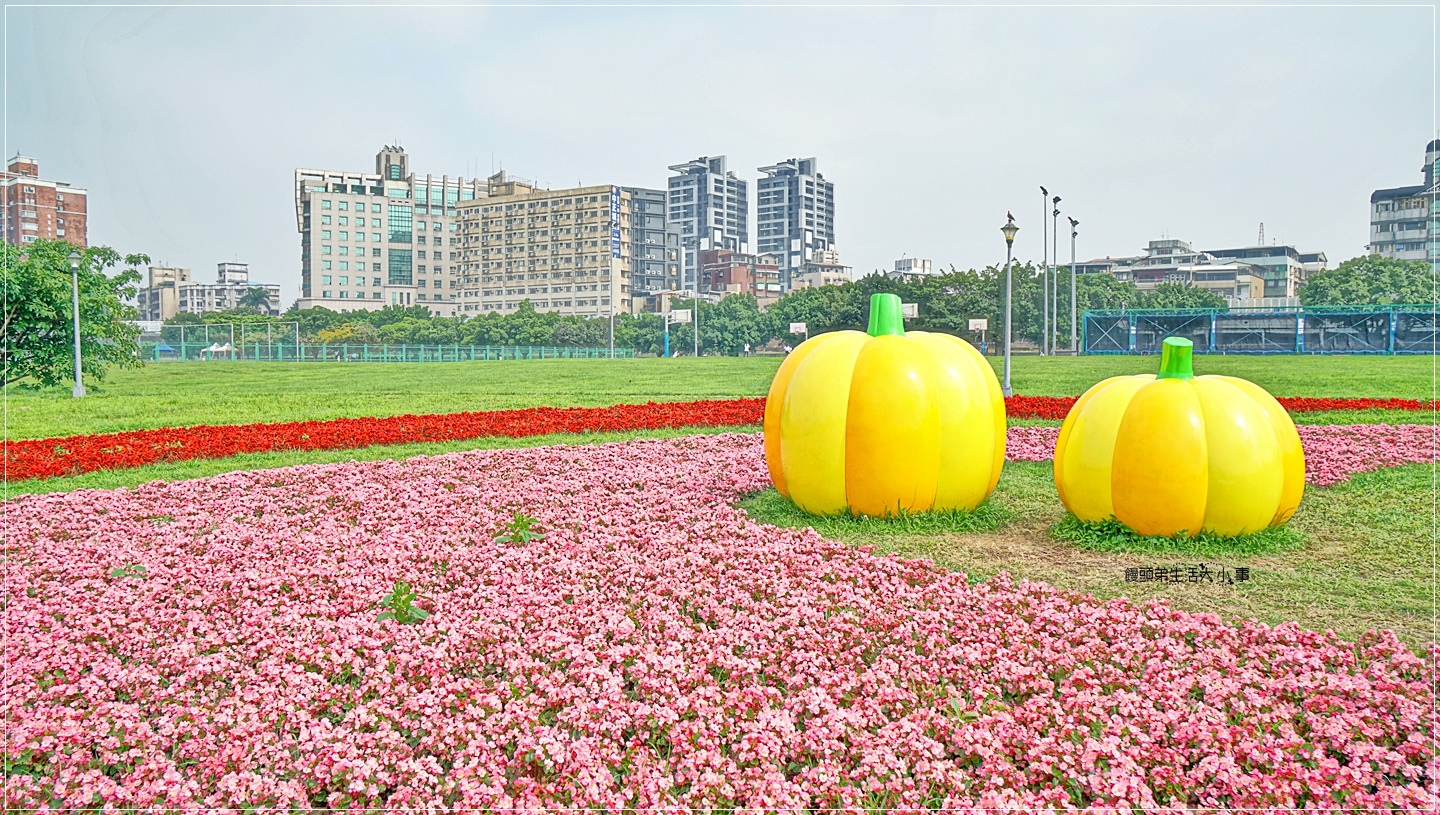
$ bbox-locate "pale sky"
[8,2,1435,305]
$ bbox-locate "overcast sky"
[8,2,1435,305]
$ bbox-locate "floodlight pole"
[67,250,85,397]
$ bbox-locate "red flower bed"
[5,399,765,482]
[1004,394,1429,419]
[6,394,1429,483]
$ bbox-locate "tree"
[284,306,347,338]
[1299,254,1436,306]
[2,240,148,387]
[314,321,381,345]
[1138,282,1227,311]
[238,286,274,314]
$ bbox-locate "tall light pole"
[1039,187,1048,355]
[67,250,86,398]
[1001,215,1019,397]
[1069,217,1079,353]
[1051,195,1061,355]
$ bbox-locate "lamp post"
[67,250,86,398]
[1001,215,1019,397]
[1068,217,1079,353]
[1051,195,1061,355]
[1038,187,1048,355]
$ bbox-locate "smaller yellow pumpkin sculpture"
[1054,336,1304,537]
[764,293,1006,517]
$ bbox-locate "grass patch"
[739,488,1006,537]
[5,425,758,497]
[746,459,1434,650]
[7,354,1431,440]
[1050,515,1305,557]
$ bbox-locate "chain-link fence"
[1082,305,1437,354]
[137,342,633,362]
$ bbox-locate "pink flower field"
[5,432,1436,810]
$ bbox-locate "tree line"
[6,237,1436,387]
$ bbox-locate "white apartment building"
[888,257,934,281]
[1369,139,1439,264]
[756,157,835,290]
[793,248,853,290]
[667,156,748,289]
[137,262,281,321]
[294,146,486,316]
[455,175,638,317]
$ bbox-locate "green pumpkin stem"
[867,293,905,337]
[1157,337,1195,380]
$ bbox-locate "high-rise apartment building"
[2,155,88,247]
[757,157,835,290]
[623,186,682,296]
[294,146,486,316]
[137,262,281,321]
[667,156,748,289]
[1369,139,1439,263]
[455,174,638,317]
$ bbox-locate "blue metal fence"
[1082,305,1437,354]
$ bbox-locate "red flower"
[6,393,1427,482]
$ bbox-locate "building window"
[339,276,349,285]
[322,290,332,298]
[321,230,331,240]
[322,261,332,270]
[339,201,348,211]
[373,277,382,286]
[339,216,348,226]
[322,215,331,225]
[389,165,401,180]
[339,262,348,271]
[388,248,414,285]
[321,200,331,210]
[322,245,332,255]
[340,291,349,299]
[388,205,413,243]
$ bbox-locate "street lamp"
[1038,187,1048,355]
[1068,217,1079,353]
[67,250,85,398]
[1051,195,1061,355]
[1001,215,1019,397]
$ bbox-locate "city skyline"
[8,4,1434,306]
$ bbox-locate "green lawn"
[742,461,1436,650]
[7,354,1433,440]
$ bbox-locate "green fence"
[138,342,634,362]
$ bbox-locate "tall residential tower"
[667,156,748,289]
[757,157,835,289]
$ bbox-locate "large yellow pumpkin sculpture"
[1054,337,1305,537]
[763,293,1006,517]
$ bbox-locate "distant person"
[743,343,750,356]
[783,344,792,354]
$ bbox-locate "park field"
[7,353,1434,440]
